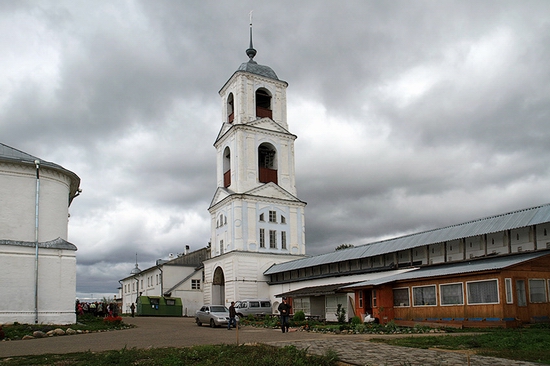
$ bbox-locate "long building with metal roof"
[264,203,550,325]
[265,203,550,276]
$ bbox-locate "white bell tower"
[202,21,306,306]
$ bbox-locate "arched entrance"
[212,266,225,305]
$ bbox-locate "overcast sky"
[2,1,550,299]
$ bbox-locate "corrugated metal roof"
[275,283,355,298]
[264,203,550,275]
[274,268,415,297]
[341,251,550,288]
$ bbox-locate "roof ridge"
[359,202,550,248]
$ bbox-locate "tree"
[335,244,354,251]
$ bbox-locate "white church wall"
[0,164,72,242]
[0,244,76,324]
[0,155,79,325]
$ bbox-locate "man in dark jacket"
[228,301,237,330]
[277,297,291,333]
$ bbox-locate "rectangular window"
[269,230,277,248]
[505,278,513,304]
[372,290,377,307]
[393,288,410,307]
[529,279,547,303]
[269,210,277,223]
[293,297,311,314]
[440,283,464,305]
[281,216,286,224]
[517,279,527,306]
[281,231,287,249]
[192,279,201,290]
[467,279,499,304]
[219,240,224,254]
[259,213,264,221]
[358,291,363,308]
[166,299,175,306]
[259,229,265,248]
[413,285,436,306]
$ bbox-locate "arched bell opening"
[223,146,231,187]
[255,88,272,119]
[227,93,235,123]
[258,142,277,184]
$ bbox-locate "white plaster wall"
[0,163,71,242]
[203,251,304,308]
[0,244,76,324]
[511,227,534,252]
[0,161,77,325]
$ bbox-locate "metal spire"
[130,252,141,274]
[246,10,257,61]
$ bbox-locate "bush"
[351,316,362,325]
[293,310,306,322]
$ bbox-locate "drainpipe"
[118,280,123,312]
[159,266,163,297]
[33,159,40,324]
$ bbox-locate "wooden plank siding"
[351,254,550,326]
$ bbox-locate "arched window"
[223,146,231,187]
[258,143,277,184]
[256,88,272,119]
[227,93,234,123]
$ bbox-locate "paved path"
[0,317,542,365]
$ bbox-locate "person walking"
[278,297,291,333]
[228,301,237,330]
[130,303,135,318]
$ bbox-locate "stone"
[32,331,46,338]
[47,328,65,335]
[22,335,34,340]
[66,328,76,335]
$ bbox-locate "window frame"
[393,287,410,307]
[505,278,513,304]
[529,278,547,303]
[439,282,464,306]
[412,285,437,306]
[269,210,277,223]
[269,229,277,249]
[466,279,499,305]
[259,228,265,248]
[191,279,201,290]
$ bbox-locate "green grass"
[371,324,550,364]
[0,344,339,366]
[1,314,131,340]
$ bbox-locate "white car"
[195,305,235,328]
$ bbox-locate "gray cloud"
[1,0,550,297]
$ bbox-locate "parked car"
[195,305,234,328]
[234,299,272,317]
